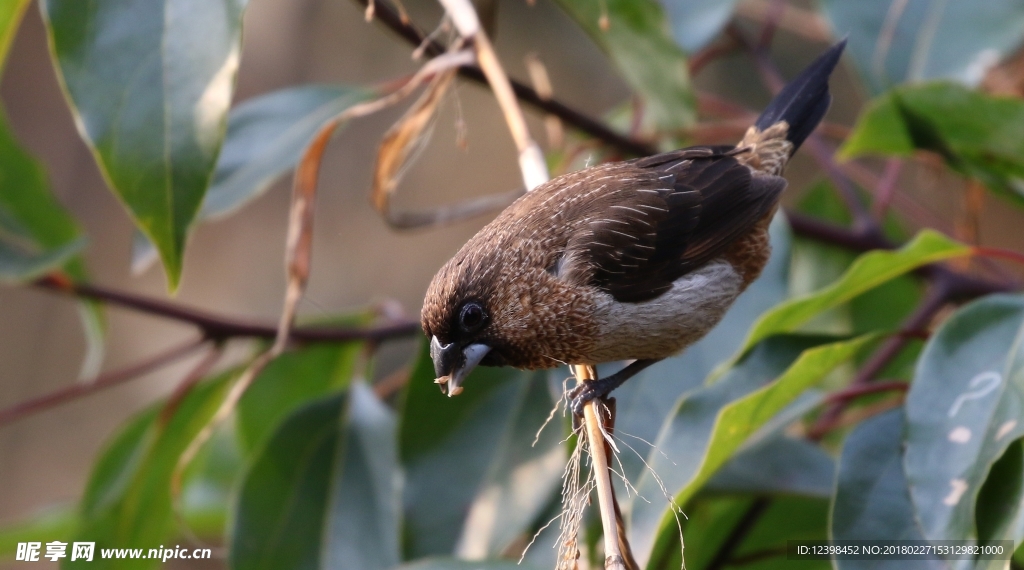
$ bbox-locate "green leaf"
[236,342,363,455]
[66,371,234,569]
[0,236,82,282]
[706,435,835,499]
[820,0,1024,94]
[131,85,376,272]
[176,424,243,539]
[0,504,77,559]
[724,229,968,370]
[831,408,942,570]
[0,110,85,282]
[231,383,401,570]
[0,0,31,75]
[41,0,248,289]
[630,333,875,568]
[672,496,831,570]
[551,0,695,130]
[205,85,374,219]
[0,108,104,376]
[728,496,832,570]
[904,294,1024,544]
[660,0,739,52]
[841,84,1024,207]
[399,341,564,560]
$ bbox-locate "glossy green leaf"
[727,496,832,570]
[613,214,791,482]
[176,424,243,539]
[399,341,563,560]
[41,0,248,289]
[131,85,376,272]
[831,408,942,570]
[673,495,831,570]
[204,85,373,219]
[660,0,739,52]
[551,0,695,130]
[724,229,967,370]
[0,110,84,282]
[231,383,399,570]
[630,333,874,568]
[820,0,1024,94]
[0,108,104,376]
[66,371,233,569]
[235,342,363,455]
[0,0,30,75]
[706,435,835,499]
[841,83,1024,207]
[904,294,1024,544]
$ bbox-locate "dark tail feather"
[754,39,846,153]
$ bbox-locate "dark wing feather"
[561,147,785,303]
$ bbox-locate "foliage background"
[2,0,1024,569]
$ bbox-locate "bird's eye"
[459,302,487,332]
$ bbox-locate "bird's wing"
[559,148,786,303]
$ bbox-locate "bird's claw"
[568,381,602,417]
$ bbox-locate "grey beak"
[430,336,490,396]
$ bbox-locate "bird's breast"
[582,259,745,363]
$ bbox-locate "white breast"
[584,260,744,362]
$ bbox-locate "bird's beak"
[430,336,490,397]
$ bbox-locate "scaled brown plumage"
[422,41,847,408]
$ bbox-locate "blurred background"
[3,0,1023,566]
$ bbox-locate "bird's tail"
[753,39,846,153]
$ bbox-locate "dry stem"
[572,364,629,570]
[437,0,549,190]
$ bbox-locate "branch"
[825,380,909,404]
[0,337,207,427]
[354,0,657,157]
[33,274,420,343]
[437,0,548,189]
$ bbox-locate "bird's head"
[421,251,513,397]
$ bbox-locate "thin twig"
[871,158,904,217]
[824,380,909,404]
[159,343,226,426]
[524,52,564,148]
[735,0,832,44]
[0,337,207,427]
[808,281,950,441]
[756,0,786,49]
[33,274,420,343]
[352,0,656,157]
[689,38,740,76]
[437,0,549,189]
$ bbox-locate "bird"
[421,41,846,414]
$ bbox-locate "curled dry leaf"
[372,69,457,219]
[371,64,524,229]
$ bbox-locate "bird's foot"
[567,358,661,417]
[569,378,615,417]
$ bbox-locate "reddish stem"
[0,337,207,427]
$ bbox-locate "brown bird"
[422,41,846,414]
